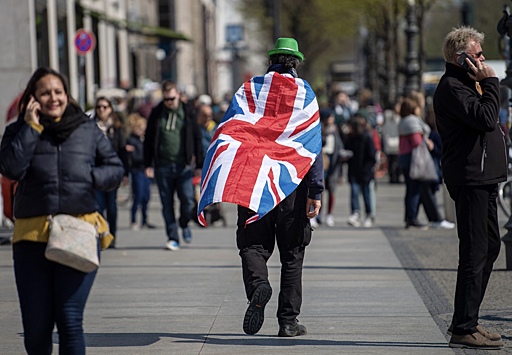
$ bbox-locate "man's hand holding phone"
[457,52,495,82]
[24,96,41,125]
[457,52,477,73]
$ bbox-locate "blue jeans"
[350,182,372,216]
[13,241,98,355]
[96,189,118,237]
[154,163,194,243]
[130,171,151,224]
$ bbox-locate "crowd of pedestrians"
[0,58,457,251]
[311,83,454,230]
[1,26,508,351]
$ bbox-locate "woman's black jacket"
[0,114,124,218]
[345,131,376,184]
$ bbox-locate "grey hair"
[443,26,485,63]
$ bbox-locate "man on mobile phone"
[433,26,506,350]
[456,52,477,73]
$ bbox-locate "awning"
[77,5,190,41]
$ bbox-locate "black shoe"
[405,219,428,230]
[278,322,307,337]
[0,237,12,246]
[243,283,272,335]
[142,223,157,229]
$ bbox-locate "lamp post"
[272,0,281,42]
[497,3,512,270]
[499,4,512,89]
[403,0,420,95]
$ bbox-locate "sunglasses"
[163,97,177,102]
[467,51,484,58]
[96,105,110,110]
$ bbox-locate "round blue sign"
[74,29,96,56]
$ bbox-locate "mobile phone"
[457,52,477,73]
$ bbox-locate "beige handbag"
[45,215,99,273]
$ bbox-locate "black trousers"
[387,154,401,183]
[446,184,501,335]
[236,182,312,325]
[420,183,442,223]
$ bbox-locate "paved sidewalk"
[0,180,507,354]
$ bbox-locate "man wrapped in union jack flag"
[198,37,324,337]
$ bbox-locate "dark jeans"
[399,154,422,222]
[130,170,151,225]
[154,163,194,243]
[96,189,118,237]
[349,182,371,216]
[446,184,501,335]
[236,182,312,325]
[13,241,98,355]
[420,183,442,223]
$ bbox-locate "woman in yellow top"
[0,67,124,354]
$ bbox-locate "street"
[0,180,510,354]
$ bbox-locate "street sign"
[74,29,96,56]
[226,24,243,44]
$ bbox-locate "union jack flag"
[197,71,321,226]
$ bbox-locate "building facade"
[0,0,269,134]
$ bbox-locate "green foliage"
[237,0,508,98]
[424,0,505,61]
[237,0,379,82]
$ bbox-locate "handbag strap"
[47,214,99,235]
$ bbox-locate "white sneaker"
[130,223,139,231]
[363,217,373,228]
[432,220,455,229]
[347,213,361,227]
[309,217,319,228]
[326,214,335,227]
[2,217,13,229]
[165,240,180,251]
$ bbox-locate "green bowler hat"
[267,37,304,61]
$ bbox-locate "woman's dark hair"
[18,67,73,114]
[349,114,368,137]
[399,97,418,118]
[94,96,123,129]
[268,54,301,69]
[95,96,112,108]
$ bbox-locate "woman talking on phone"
[0,67,124,354]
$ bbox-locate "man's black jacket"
[144,101,204,169]
[433,63,507,186]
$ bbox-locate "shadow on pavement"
[81,332,448,349]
